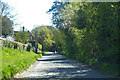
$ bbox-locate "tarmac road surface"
[14,52,115,78]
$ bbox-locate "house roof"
[27,30,35,38]
[14,31,19,33]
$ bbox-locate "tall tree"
[2,16,13,37]
[48,1,119,75]
[1,2,15,20]
[47,1,69,29]
[1,2,17,37]
[32,26,55,51]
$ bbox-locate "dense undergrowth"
[1,47,42,79]
[48,2,119,77]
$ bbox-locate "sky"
[2,0,54,31]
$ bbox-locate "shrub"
[26,43,32,52]
[35,43,38,48]
[1,39,27,51]
[38,43,42,50]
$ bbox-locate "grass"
[1,47,42,79]
[99,63,119,76]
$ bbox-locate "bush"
[38,43,42,50]
[2,39,27,51]
[26,43,32,52]
[35,43,38,48]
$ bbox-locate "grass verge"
[1,47,42,79]
[94,62,119,77]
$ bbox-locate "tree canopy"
[32,26,56,51]
[2,16,13,37]
[1,2,17,37]
[47,2,119,76]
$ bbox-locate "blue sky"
[2,0,54,31]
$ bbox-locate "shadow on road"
[24,67,89,78]
[42,52,59,56]
[15,53,114,78]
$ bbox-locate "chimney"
[23,26,25,32]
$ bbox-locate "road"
[14,52,114,78]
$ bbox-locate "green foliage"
[2,16,13,37]
[2,39,27,51]
[47,1,69,28]
[1,2,14,37]
[32,26,55,51]
[26,43,32,52]
[1,47,41,79]
[1,2,17,37]
[38,43,42,50]
[35,43,38,48]
[49,2,119,76]
[97,63,118,76]
[15,31,29,44]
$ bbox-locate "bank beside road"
[1,47,42,79]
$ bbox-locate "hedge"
[0,38,27,51]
